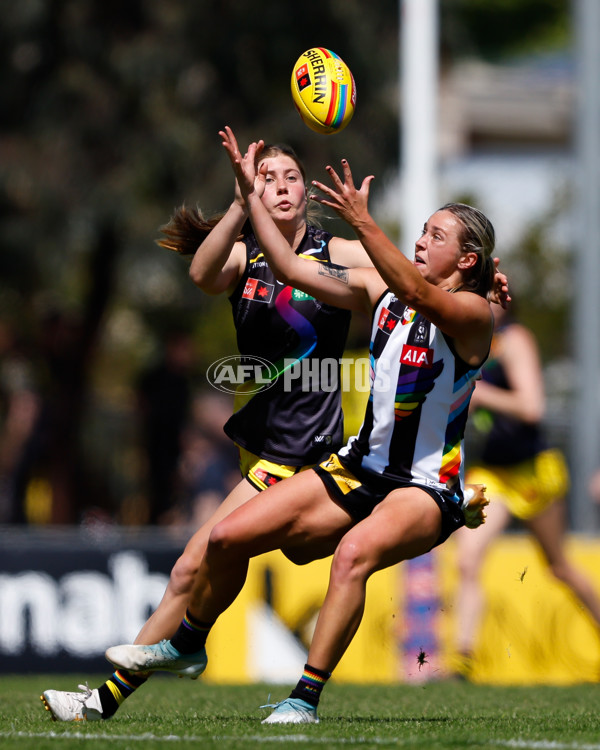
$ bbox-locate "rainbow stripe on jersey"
[438,370,478,486]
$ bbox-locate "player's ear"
[458,251,478,271]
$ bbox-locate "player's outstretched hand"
[310,159,374,230]
[219,126,265,203]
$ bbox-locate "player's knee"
[330,538,370,584]
[207,517,241,557]
[169,552,199,596]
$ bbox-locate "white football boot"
[261,697,319,724]
[41,684,103,721]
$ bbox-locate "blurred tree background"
[0,0,572,525]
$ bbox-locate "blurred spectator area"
[0,318,40,524]
[121,368,239,529]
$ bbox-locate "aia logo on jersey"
[400,344,433,368]
[242,278,274,303]
[377,308,401,334]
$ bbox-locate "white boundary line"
[2,732,600,748]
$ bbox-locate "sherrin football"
[291,48,356,135]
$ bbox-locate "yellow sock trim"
[106,680,126,706]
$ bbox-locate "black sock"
[290,663,331,708]
[98,670,149,719]
[170,609,214,654]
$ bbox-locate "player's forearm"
[352,217,423,304]
[473,381,545,424]
[189,201,247,289]
[246,193,298,284]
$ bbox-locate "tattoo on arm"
[318,264,349,285]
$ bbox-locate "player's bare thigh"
[208,468,355,558]
[337,486,442,575]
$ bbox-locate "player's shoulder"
[328,236,373,268]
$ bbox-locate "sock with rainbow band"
[97,670,149,718]
[290,663,331,707]
[170,609,213,655]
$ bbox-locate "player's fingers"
[309,193,338,210]
[359,174,375,196]
[222,125,237,149]
[323,165,346,192]
[339,159,356,189]
[221,128,243,163]
[311,178,338,200]
[219,130,232,151]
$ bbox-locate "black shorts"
[314,453,465,549]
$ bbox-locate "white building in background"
[380,55,575,254]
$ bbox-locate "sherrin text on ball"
[291,48,356,135]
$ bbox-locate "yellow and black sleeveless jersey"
[224,225,351,466]
[473,324,547,466]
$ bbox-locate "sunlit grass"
[1,674,599,750]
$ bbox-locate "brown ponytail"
[156,205,252,258]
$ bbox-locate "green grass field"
[1,674,599,750]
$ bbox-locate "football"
[291,48,356,135]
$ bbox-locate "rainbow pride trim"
[182,611,210,634]
[393,360,444,421]
[233,284,318,413]
[113,670,139,692]
[326,82,349,129]
[300,666,330,695]
[438,370,478,485]
[317,47,352,130]
[107,669,147,704]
